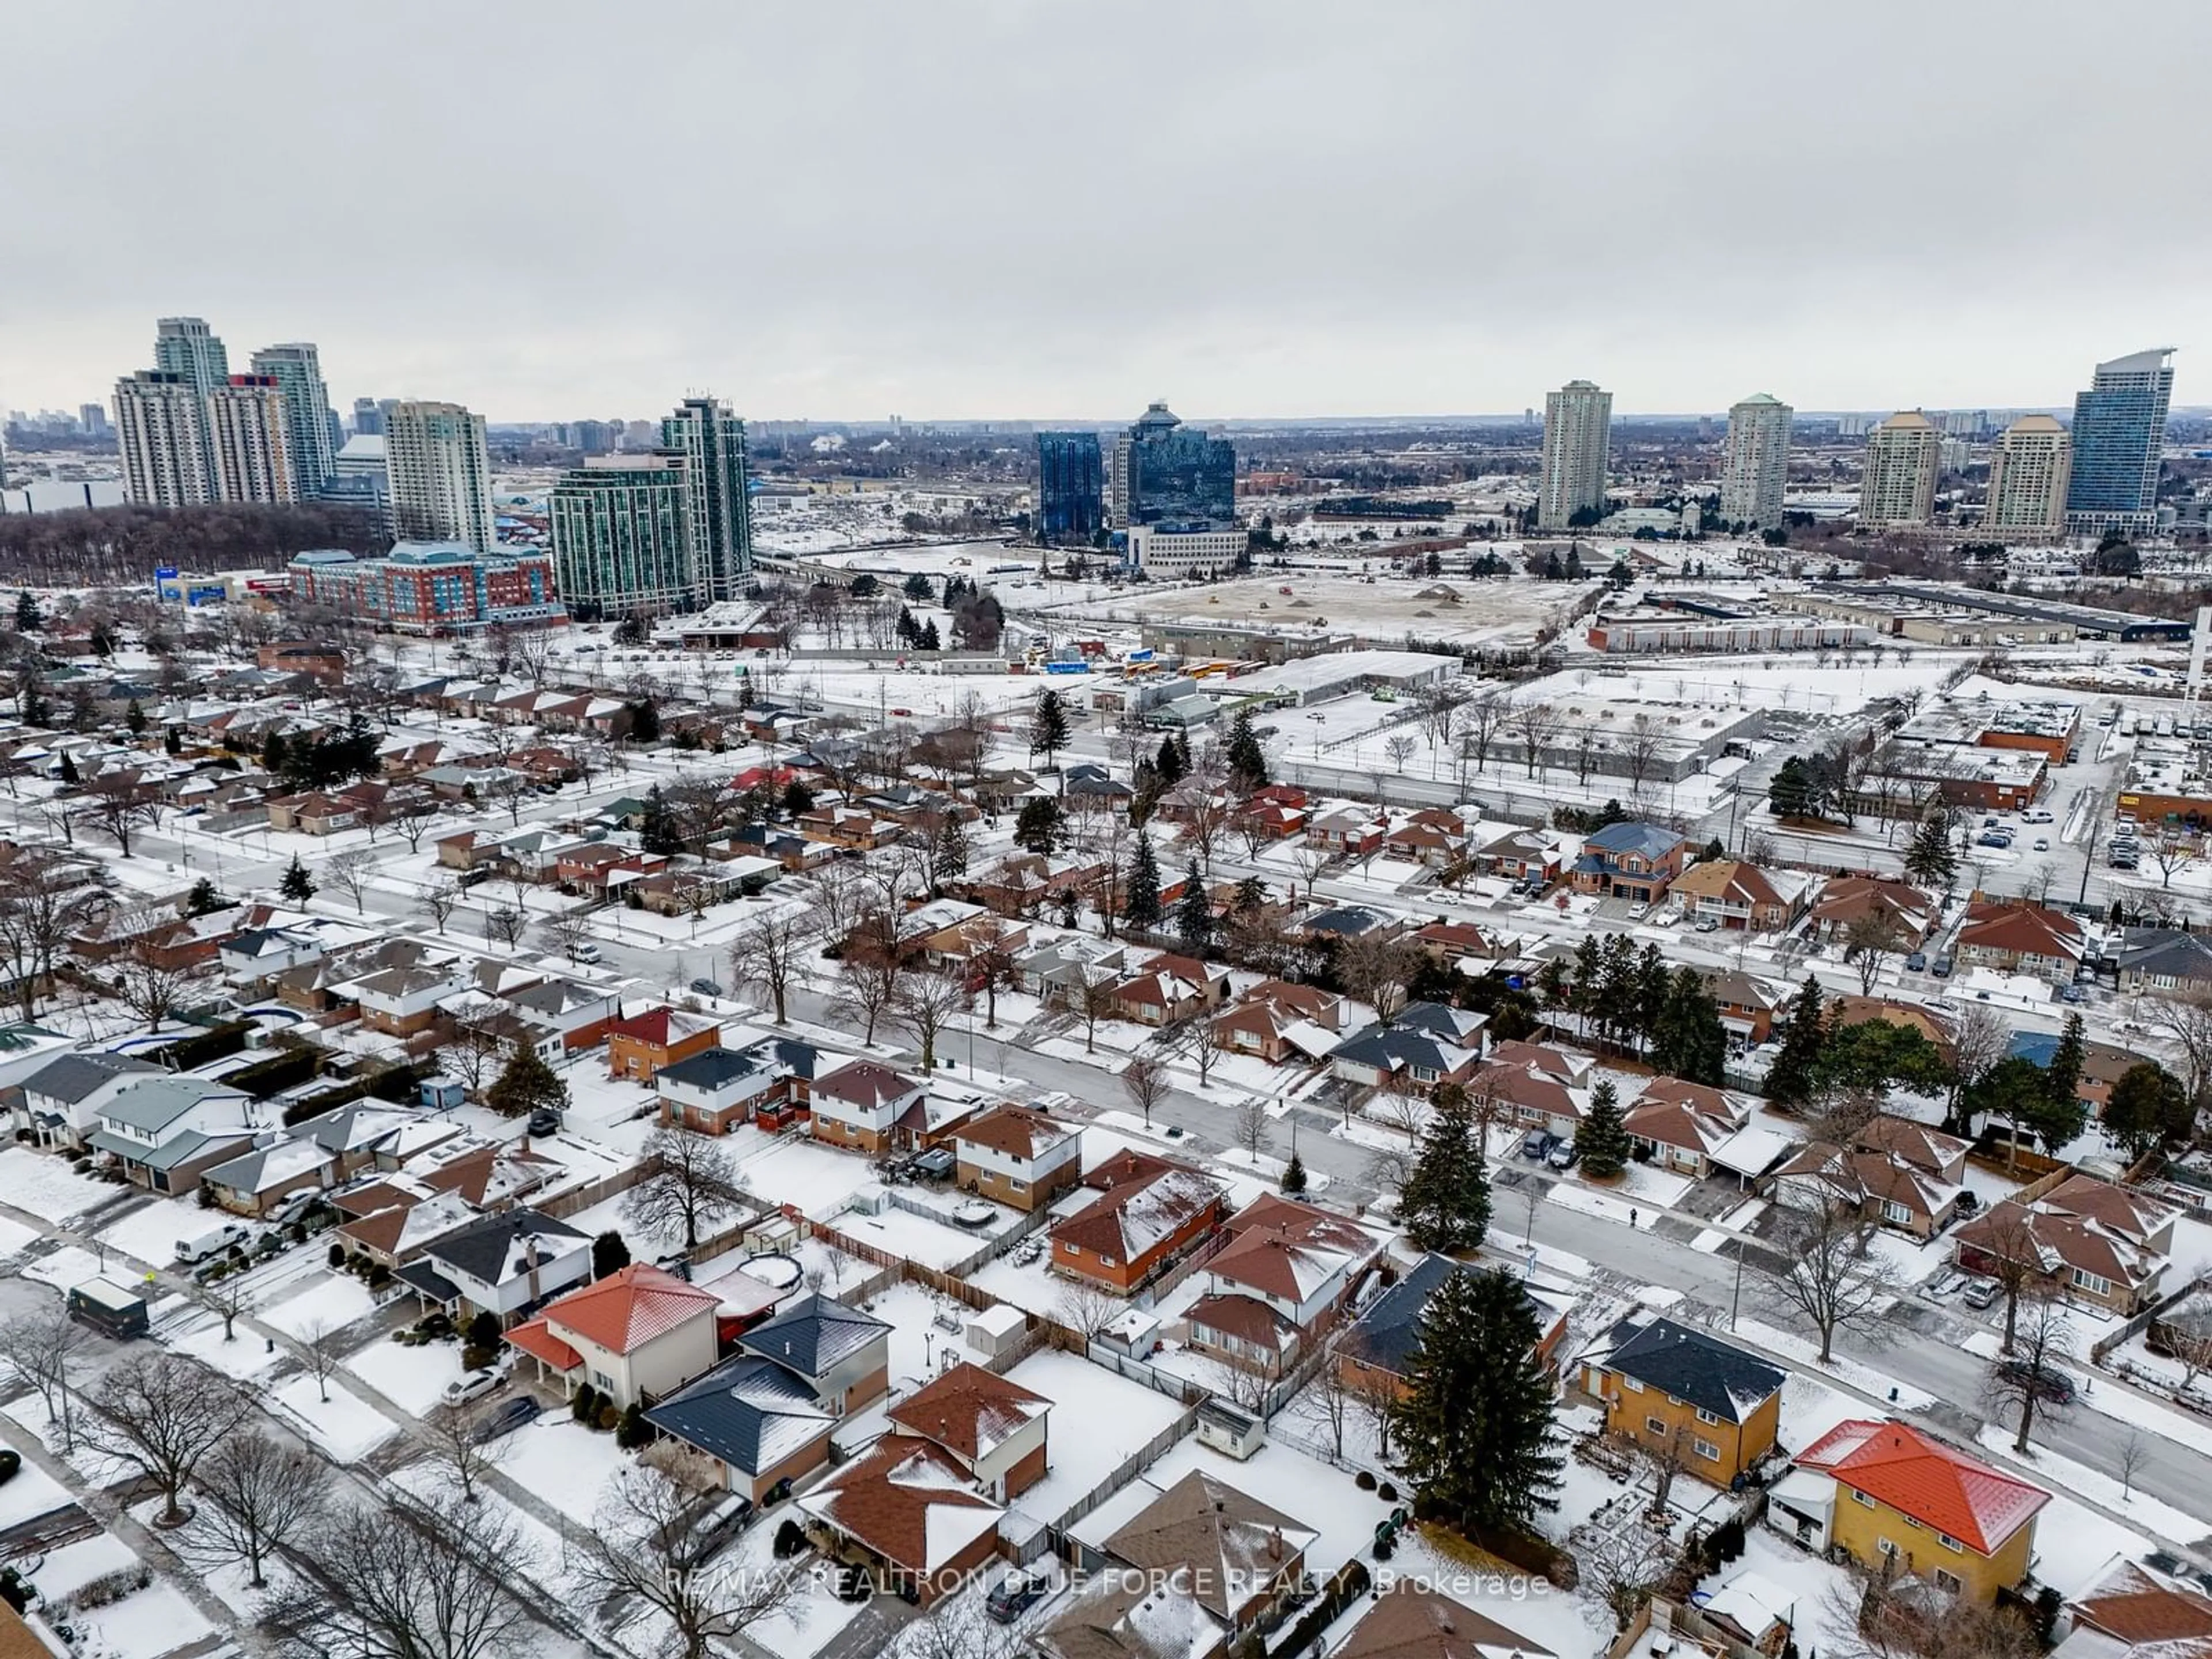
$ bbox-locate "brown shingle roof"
[884,1362,1049,1463]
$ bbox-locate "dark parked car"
[674,1495,754,1569]
[0,1449,20,1486]
[1521,1130,1557,1160]
[526,1108,562,1137]
[986,1569,1051,1623]
[1995,1358,2075,1404]
[470,1396,541,1444]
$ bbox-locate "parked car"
[1694,918,1720,933]
[674,1494,755,1569]
[1930,956,1955,979]
[1961,1278,2001,1309]
[2024,808,2055,824]
[1955,1189,1980,1215]
[527,1108,562,1137]
[571,941,603,964]
[1996,1358,2075,1404]
[2033,838,2050,851]
[1546,1141,1579,1171]
[443,1369,505,1408]
[1521,1130,1557,1160]
[471,1396,541,1444]
[1906,952,1927,972]
[0,1450,21,1486]
[267,1189,323,1228]
[1930,1271,1968,1298]
[2057,982,2086,1004]
[688,978,725,998]
[176,1224,249,1266]
[986,1569,1052,1624]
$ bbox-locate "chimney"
[1267,1527,1283,1562]
[525,1233,543,1302]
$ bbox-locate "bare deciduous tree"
[894,969,970,1073]
[263,1490,536,1659]
[112,939,201,1031]
[1843,910,1906,997]
[0,1304,84,1452]
[536,906,593,963]
[83,1351,255,1525]
[1122,1055,1170,1129]
[2145,990,2212,1114]
[1337,934,1421,1026]
[70,774,161,858]
[1511,701,1566,782]
[193,1268,255,1342]
[422,878,462,935]
[325,847,377,914]
[1758,1205,1905,1364]
[189,1430,328,1586]
[624,1125,751,1251]
[1579,1515,1676,1633]
[0,847,107,1021]
[728,907,806,1024]
[1290,841,1336,900]
[566,1465,798,1659]
[1054,1281,1122,1342]
[299,1318,345,1405]
[1234,1097,1272,1161]
[420,1402,509,1505]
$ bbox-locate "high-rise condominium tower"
[659,396,753,603]
[1719,393,1793,529]
[114,371,215,506]
[249,343,336,498]
[2065,349,2174,536]
[385,400,495,552]
[1858,412,1942,528]
[1036,431,1104,543]
[1985,415,2072,538]
[206,377,296,504]
[1538,380,1611,530]
[1119,402,1235,529]
[548,456,694,618]
[149,317,229,487]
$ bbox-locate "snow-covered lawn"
[721,1125,878,1222]
[0,1149,116,1225]
[1975,1425,2205,1545]
[1003,1348,1188,1527]
[499,1414,634,1518]
[260,1268,382,1338]
[268,1374,398,1463]
[714,1527,868,1659]
[1730,1316,1936,1410]
[344,1333,467,1418]
[0,1213,43,1262]
[90,1196,212,1269]
[160,1310,290,1381]
[0,1436,74,1529]
[863,1281,991,1392]
[59,1575,213,1659]
[32,1532,141,1603]
[22,1245,107,1294]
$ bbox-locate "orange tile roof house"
[885,1361,1051,1501]
[1955,900,2088,983]
[808,1059,926,1157]
[1783,1418,2049,1603]
[1668,859,1816,933]
[505,1263,722,1407]
[1110,951,1230,1027]
[952,1104,1082,1211]
[1188,1193,1383,1375]
[796,1434,1003,1605]
[1049,1149,1228,1294]
[607,1006,724,1082]
[1953,1175,2179,1315]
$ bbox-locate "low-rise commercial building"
[287,543,560,634]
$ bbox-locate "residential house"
[796,1435,1002,1605]
[952,1105,1081,1211]
[1210,980,1342,1065]
[607,1006,724,1082]
[1954,1176,2179,1315]
[16,1051,161,1150]
[736,1294,892,1414]
[505,1263,722,1407]
[1414,918,1505,965]
[1807,875,1938,946]
[199,1138,332,1217]
[1468,1040,1592,1141]
[506,978,620,1054]
[657,1037,816,1136]
[2113,929,2212,996]
[1332,1001,1490,1097]
[1702,969,1788,1046]
[1338,1254,1570,1402]
[218,926,324,988]
[1111,952,1230,1027]
[1668,859,1816,932]
[353,964,466,1037]
[884,1362,1051,1501]
[643,1354,840,1505]
[2055,1557,2212,1659]
[1042,1471,1317,1658]
[1296,903,1403,944]
[919,915,1031,978]
[809,1059,926,1157]
[1784,1418,2049,1603]
[1580,1314,1786,1486]
[1328,1584,1555,1659]
[1571,821,1692,903]
[1187,1193,1383,1375]
[1017,934,1127,1007]
[1774,1115,1971,1239]
[1049,1150,1228,1294]
[395,1209,593,1326]
[85,1075,269,1194]
[1476,827,1567,885]
[1955,900,2087,983]
[1624,1078,1749,1177]
[1306,805,1389,859]
[1385,808,1476,870]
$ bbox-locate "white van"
[2022,808,2054,824]
[176,1223,249,1265]
[571,941,602,964]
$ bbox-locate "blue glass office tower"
[2065,348,2174,536]
[1124,402,1235,527]
[1036,431,1103,542]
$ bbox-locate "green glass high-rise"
[661,396,753,603]
[548,456,693,620]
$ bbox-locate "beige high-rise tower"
[1858,412,1941,528]
[1984,415,2071,539]
[385,400,496,551]
[1538,379,1612,530]
[207,377,297,505]
[1719,393,1793,529]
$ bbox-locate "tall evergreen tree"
[1029,687,1071,766]
[55,749,77,785]
[639,786,683,855]
[2045,1012,2085,1115]
[1123,831,1163,930]
[279,856,316,904]
[626,698,661,743]
[931,810,969,882]
[1764,976,1828,1109]
[1903,810,1958,886]
[1648,967,1728,1086]
[2106,1063,2189,1159]
[1391,1267,1563,1532]
[1175,858,1214,954]
[1156,734,1187,785]
[1573,1080,1631,1177]
[1013,796,1062,854]
[1225,709,1270,794]
[1399,1097,1492,1253]
[13,592,39,632]
[124,699,147,736]
[1768,756,1815,820]
[487,1043,570,1119]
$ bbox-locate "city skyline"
[1,4,2205,421]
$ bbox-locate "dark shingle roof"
[646,1354,836,1474]
[423,1209,586,1287]
[22,1052,160,1104]
[738,1293,891,1378]
[1342,1255,1555,1378]
[1596,1315,1784,1424]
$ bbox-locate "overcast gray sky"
[2,1,2205,424]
